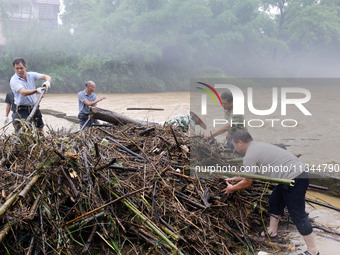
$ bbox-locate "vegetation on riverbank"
[1,0,340,93]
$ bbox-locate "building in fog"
[0,0,60,49]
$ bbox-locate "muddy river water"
[1,89,340,254]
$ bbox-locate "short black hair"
[230,130,253,143]
[221,91,233,103]
[13,58,26,67]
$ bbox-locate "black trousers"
[269,172,313,236]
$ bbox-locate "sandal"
[257,231,278,239]
[298,251,320,255]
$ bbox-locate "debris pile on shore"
[0,124,291,254]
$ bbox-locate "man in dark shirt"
[4,91,16,127]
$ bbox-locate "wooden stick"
[139,127,155,136]
[90,106,160,126]
[106,136,147,162]
[63,186,149,227]
[127,107,164,111]
[170,126,181,150]
[306,198,340,212]
[39,207,46,254]
[94,158,116,172]
[61,167,79,198]
[67,212,104,231]
[0,168,28,179]
[28,194,42,219]
[229,211,255,254]
[25,237,34,255]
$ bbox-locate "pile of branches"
[0,124,291,254]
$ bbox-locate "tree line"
[1,0,340,93]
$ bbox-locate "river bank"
[1,91,339,254]
[2,89,339,166]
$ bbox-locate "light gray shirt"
[243,141,304,180]
[78,90,96,115]
[10,72,42,106]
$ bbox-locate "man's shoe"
[298,251,320,255]
[257,231,278,239]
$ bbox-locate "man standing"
[4,90,16,127]
[10,58,51,133]
[204,91,246,150]
[78,80,106,128]
[222,130,319,255]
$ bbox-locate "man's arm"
[40,74,52,82]
[18,87,38,96]
[17,74,52,96]
[83,96,106,107]
[222,178,253,193]
[5,104,10,117]
[204,123,230,139]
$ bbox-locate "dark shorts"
[269,171,313,236]
[13,106,44,132]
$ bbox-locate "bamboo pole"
[190,168,294,186]
[226,158,243,163]
[63,186,149,227]
[111,190,184,255]
[0,223,11,243]
[0,194,18,217]
[19,175,40,197]
[26,90,46,123]
[16,88,46,135]
[0,175,40,217]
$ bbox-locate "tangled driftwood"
[0,121,299,255]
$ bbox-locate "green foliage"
[1,0,340,93]
[287,4,340,51]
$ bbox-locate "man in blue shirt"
[10,58,52,133]
[78,80,106,128]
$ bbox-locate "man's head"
[13,58,27,79]
[85,80,96,94]
[221,91,233,112]
[230,130,253,155]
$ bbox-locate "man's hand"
[96,96,106,106]
[4,116,9,125]
[221,180,234,194]
[203,134,212,140]
[36,87,45,94]
[42,81,51,89]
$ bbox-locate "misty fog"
[1,0,340,93]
